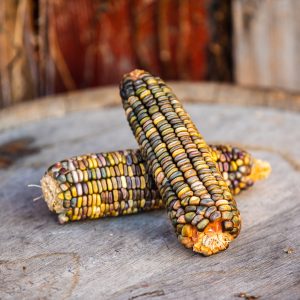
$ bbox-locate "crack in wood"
[0,137,39,169]
[128,289,165,300]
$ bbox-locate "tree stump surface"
[0,83,299,299]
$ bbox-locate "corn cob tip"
[126,69,146,80]
[41,174,65,215]
[178,222,236,256]
[248,159,271,182]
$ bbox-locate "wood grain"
[1,82,300,133]
[233,0,300,92]
[0,0,38,107]
[0,100,299,299]
[38,0,224,94]
[0,0,232,106]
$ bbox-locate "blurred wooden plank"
[233,0,300,92]
[0,0,233,105]
[39,0,145,94]
[207,0,233,81]
[38,0,232,96]
[0,0,38,108]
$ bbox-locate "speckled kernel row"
[120,69,241,255]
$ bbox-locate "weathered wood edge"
[1,82,300,132]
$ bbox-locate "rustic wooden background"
[2,0,299,109]
[0,0,232,108]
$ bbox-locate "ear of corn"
[42,145,270,225]
[41,150,162,224]
[120,69,241,256]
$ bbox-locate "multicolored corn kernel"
[41,146,271,225]
[120,69,241,255]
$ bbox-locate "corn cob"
[41,145,270,225]
[120,69,242,255]
[41,150,161,224]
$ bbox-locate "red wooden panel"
[39,0,231,96]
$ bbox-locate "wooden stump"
[0,83,299,299]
